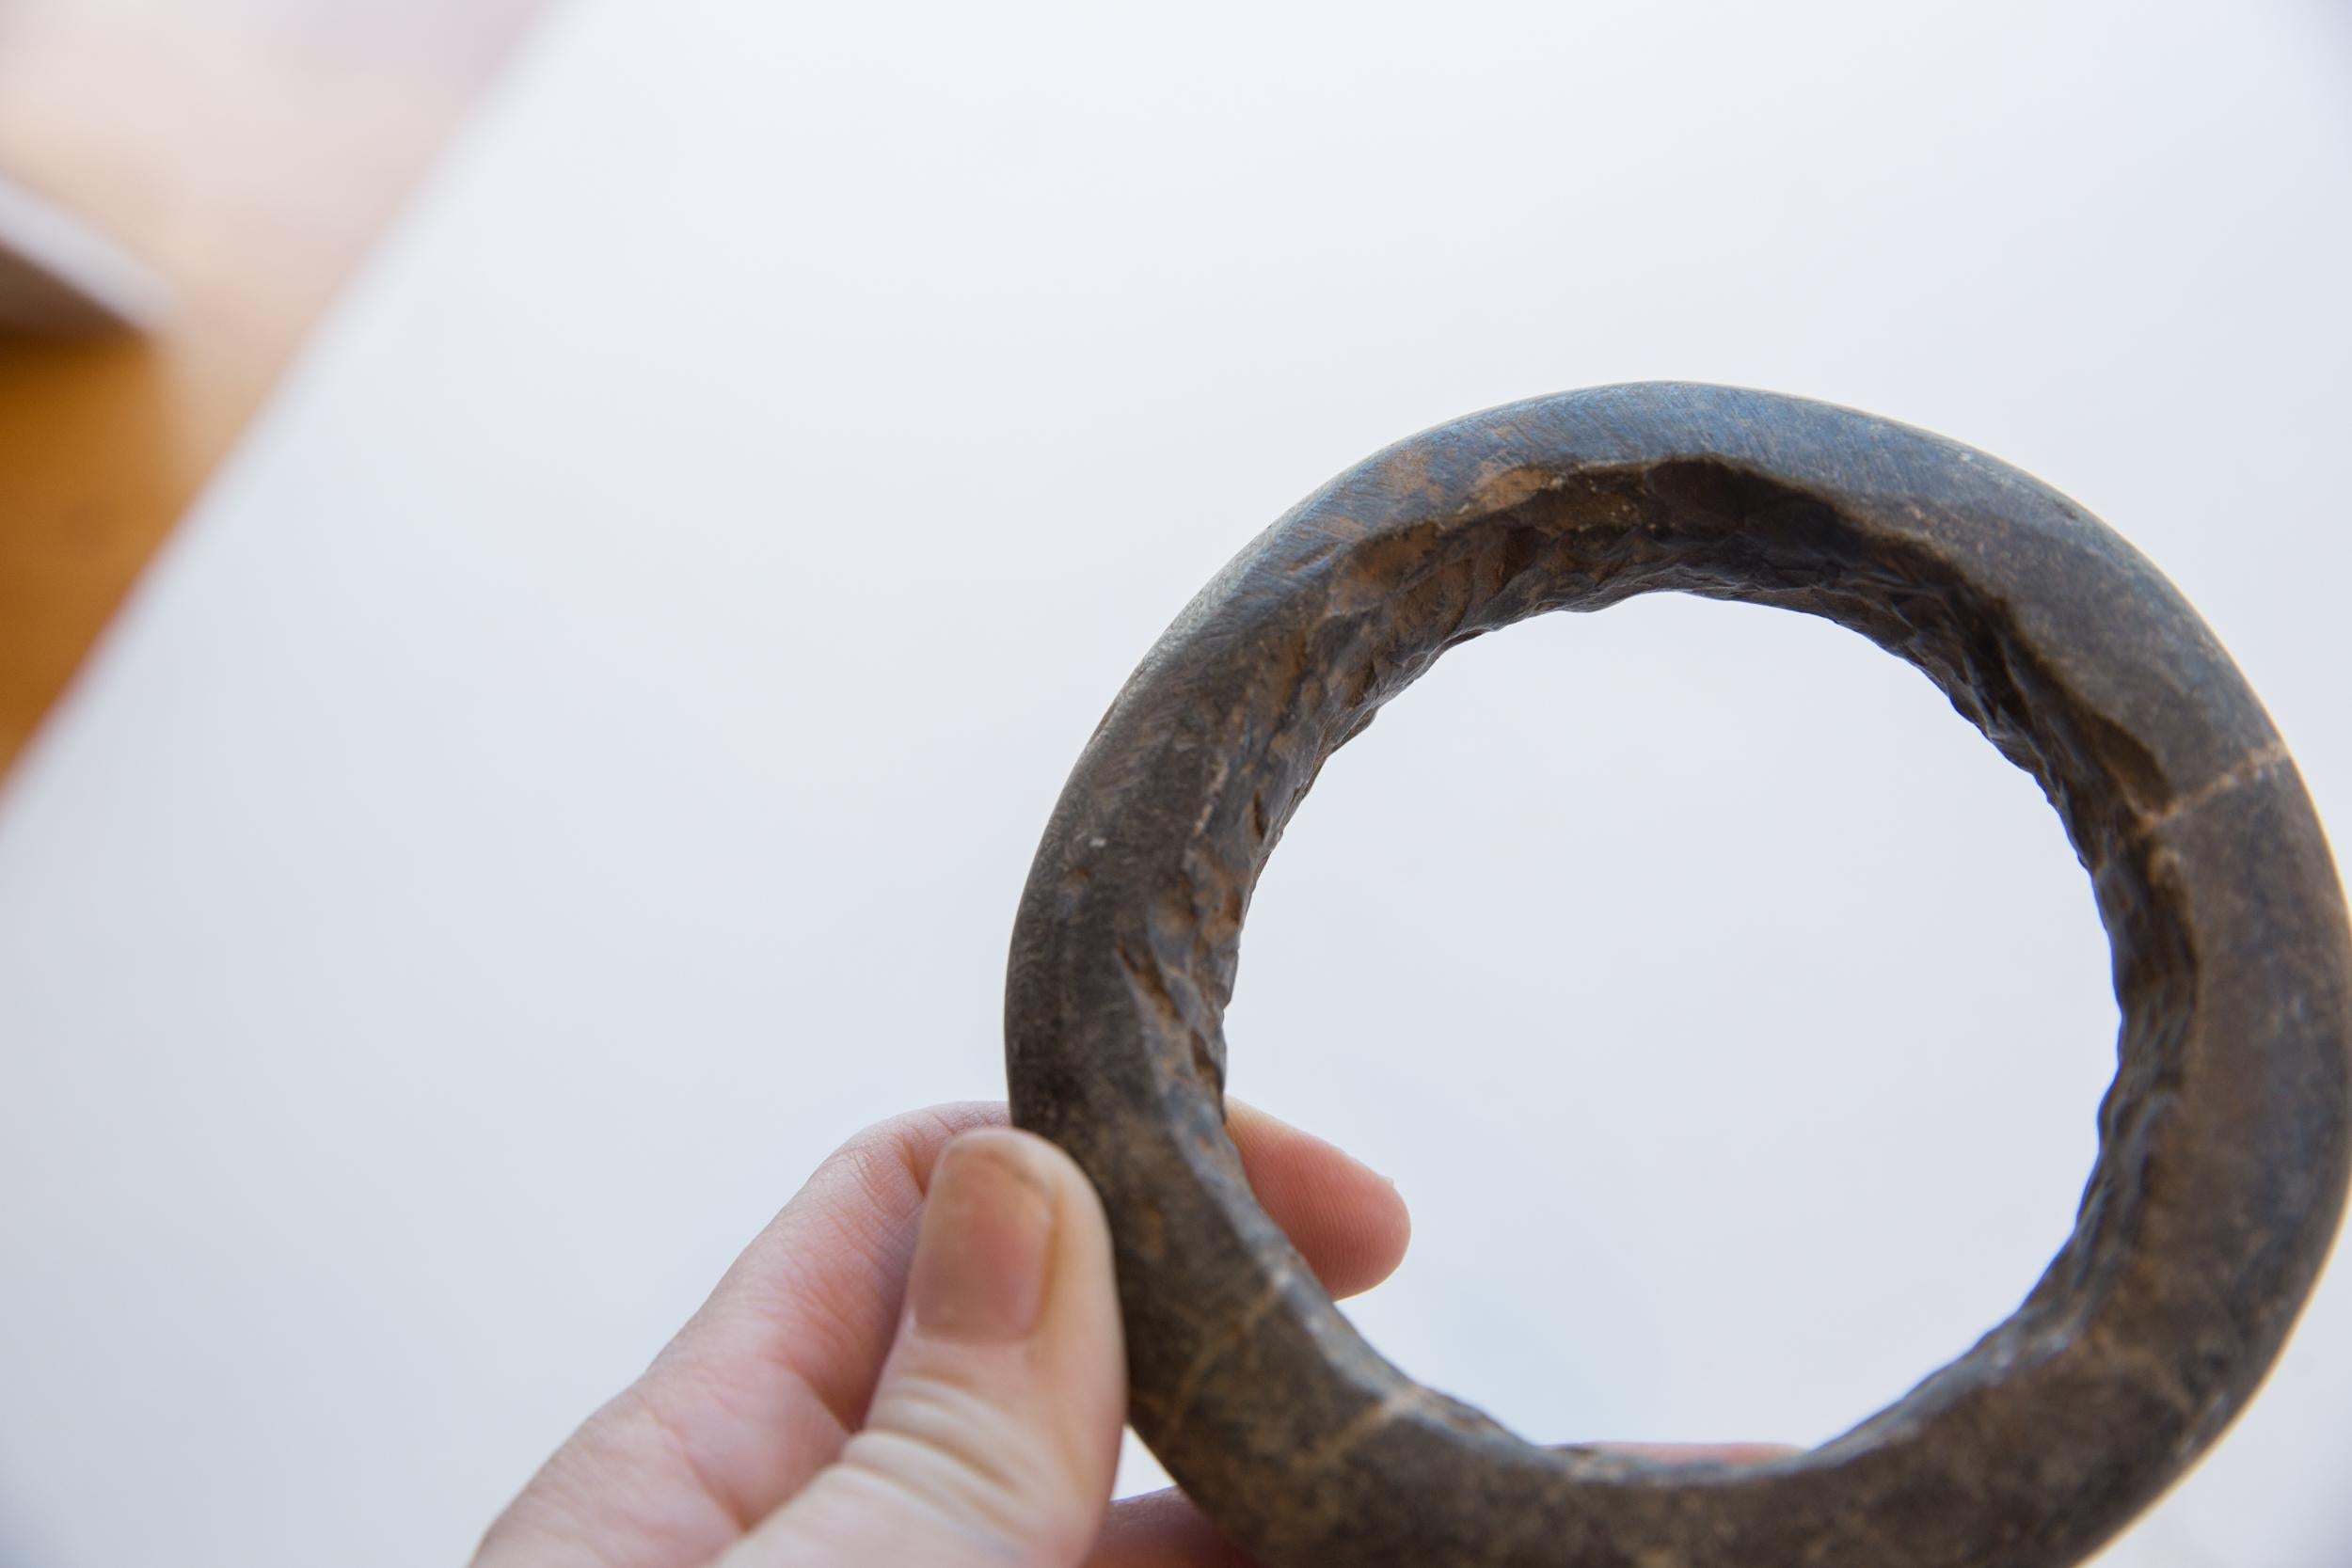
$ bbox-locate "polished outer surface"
[1004,384,2352,1567]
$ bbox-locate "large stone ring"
[1005,383,2350,1568]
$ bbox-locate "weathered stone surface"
[1005,384,2352,1567]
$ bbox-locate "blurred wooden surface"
[0,0,545,777]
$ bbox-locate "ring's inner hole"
[1115,589,2117,1493]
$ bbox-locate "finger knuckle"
[847,1372,1096,1563]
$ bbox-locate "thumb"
[718,1127,1126,1568]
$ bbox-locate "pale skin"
[474,1101,1788,1568]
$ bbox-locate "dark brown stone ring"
[1005,384,2351,1567]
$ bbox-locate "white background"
[2,2,2347,1564]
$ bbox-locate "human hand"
[471,1100,1413,1567]
[473,1100,1790,1567]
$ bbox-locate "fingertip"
[909,1132,1065,1344]
[925,1127,1119,1341]
[956,1126,1112,1235]
[1225,1101,1412,1299]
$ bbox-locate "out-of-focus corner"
[0,0,545,780]
[0,173,166,337]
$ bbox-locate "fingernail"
[910,1132,1057,1343]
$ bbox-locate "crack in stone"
[1295,1385,1433,1477]
[1156,1263,1298,1448]
[2128,741,2291,843]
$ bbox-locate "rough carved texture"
[1005,384,2352,1567]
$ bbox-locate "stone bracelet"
[1006,383,2350,1568]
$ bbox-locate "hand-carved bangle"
[1005,383,2351,1568]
